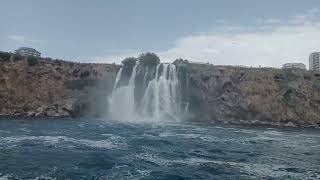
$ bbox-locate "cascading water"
[108,64,138,121]
[140,64,180,121]
[112,67,123,90]
[109,63,183,121]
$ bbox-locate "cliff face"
[0,58,118,117]
[183,63,320,127]
[1,55,320,127]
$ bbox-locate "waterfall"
[142,66,149,90]
[108,64,138,121]
[109,63,183,122]
[112,67,123,90]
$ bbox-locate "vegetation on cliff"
[138,52,160,67]
[27,56,39,66]
[0,51,11,61]
[122,57,137,67]
[119,52,160,87]
[121,57,137,80]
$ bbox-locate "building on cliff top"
[282,63,306,70]
[15,47,41,57]
[309,52,320,71]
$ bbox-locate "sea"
[0,117,319,179]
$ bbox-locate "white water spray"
[109,63,183,121]
[112,67,123,90]
[108,64,138,121]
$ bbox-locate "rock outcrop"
[179,63,320,127]
[0,57,118,117]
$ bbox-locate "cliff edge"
[181,63,320,127]
[0,55,118,117]
[1,53,319,127]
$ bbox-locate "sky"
[1,0,320,67]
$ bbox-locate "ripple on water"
[158,132,201,139]
[0,174,55,180]
[0,135,126,150]
[18,127,31,133]
[128,151,319,179]
[0,130,10,134]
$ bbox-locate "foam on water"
[0,175,9,180]
[159,132,201,139]
[0,135,125,149]
[132,153,320,179]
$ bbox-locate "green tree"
[173,58,189,65]
[122,57,137,68]
[138,52,160,67]
[0,51,11,61]
[27,56,39,66]
[121,57,138,78]
[12,54,23,61]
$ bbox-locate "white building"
[282,63,306,70]
[15,47,41,57]
[309,52,320,71]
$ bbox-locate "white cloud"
[157,8,320,67]
[264,18,281,24]
[93,51,142,64]
[158,23,320,67]
[8,35,25,43]
[289,8,319,25]
[96,8,320,68]
[94,54,128,64]
[8,35,43,44]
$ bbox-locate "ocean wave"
[0,174,9,180]
[133,154,319,179]
[261,130,284,136]
[0,130,10,133]
[18,127,31,133]
[0,135,126,149]
[0,174,54,180]
[158,132,201,139]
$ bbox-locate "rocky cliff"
[180,63,320,127]
[0,56,118,117]
[1,53,319,127]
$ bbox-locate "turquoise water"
[0,118,319,179]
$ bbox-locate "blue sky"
[1,0,320,67]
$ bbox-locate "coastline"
[0,53,320,128]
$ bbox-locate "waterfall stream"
[109,63,184,121]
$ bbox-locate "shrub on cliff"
[0,51,11,61]
[27,56,39,66]
[12,54,23,61]
[138,52,160,67]
[121,57,138,78]
[122,57,137,68]
[80,71,90,78]
[173,58,189,65]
